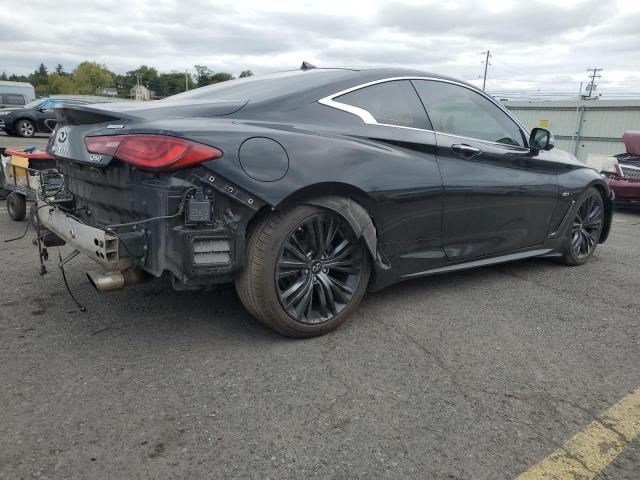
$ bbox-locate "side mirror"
[529,128,555,151]
[38,107,47,112]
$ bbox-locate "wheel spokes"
[281,275,310,305]
[275,213,363,324]
[571,194,604,259]
[316,274,338,316]
[284,239,309,262]
[278,258,308,271]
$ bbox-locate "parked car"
[0,98,89,137]
[38,67,613,337]
[608,132,640,207]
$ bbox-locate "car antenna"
[300,61,317,70]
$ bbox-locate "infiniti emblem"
[57,130,68,142]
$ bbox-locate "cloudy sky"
[2,0,639,97]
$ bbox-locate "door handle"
[451,144,481,158]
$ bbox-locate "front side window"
[334,80,430,130]
[39,100,55,110]
[412,80,524,146]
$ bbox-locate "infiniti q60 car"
[39,67,613,337]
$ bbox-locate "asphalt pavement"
[0,201,639,479]
[0,131,50,151]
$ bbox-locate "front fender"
[599,185,614,244]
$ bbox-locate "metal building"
[502,99,640,161]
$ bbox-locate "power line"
[585,67,603,99]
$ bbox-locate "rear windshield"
[167,70,354,103]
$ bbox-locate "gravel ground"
[0,205,638,479]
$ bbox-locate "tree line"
[0,62,254,99]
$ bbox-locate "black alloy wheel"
[275,213,364,324]
[562,187,604,265]
[235,204,371,337]
[571,194,603,259]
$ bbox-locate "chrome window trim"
[318,76,530,148]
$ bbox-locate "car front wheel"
[235,204,371,337]
[561,187,604,266]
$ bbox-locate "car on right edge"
[609,131,640,207]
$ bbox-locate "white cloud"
[0,0,638,96]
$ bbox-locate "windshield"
[167,69,354,103]
[23,99,44,109]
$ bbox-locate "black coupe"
[39,67,613,337]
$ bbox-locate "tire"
[7,192,27,221]
[16,119,36,138]
[235,204,371,337]
[561,187,604,266]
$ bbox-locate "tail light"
[85,135,223,171]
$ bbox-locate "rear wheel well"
[276,183,375,214]
[246,183,376,241]
[242,184,382,276]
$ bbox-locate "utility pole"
[586,68,602,99]
[481,50,491,91]
[185,68,189,92]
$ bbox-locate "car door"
[326,79,446,273]
[36,100,60,131]
[412,80,559,261]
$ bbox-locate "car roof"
[167,67,478,105]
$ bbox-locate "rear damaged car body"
[40,157,264,290]
[39,101,267,291]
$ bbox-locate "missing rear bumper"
[37,200,120,269]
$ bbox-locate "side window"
[40,100,63,111]
[412,80,524,146]
[334,80,431,130]
[6,94,25,105]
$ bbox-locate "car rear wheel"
[561,187,604,266]
[16,119,36,138]
[235,204,371,337]
[7,192,27,221]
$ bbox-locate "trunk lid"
[55,98,247,125]
[49,99,244,167]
